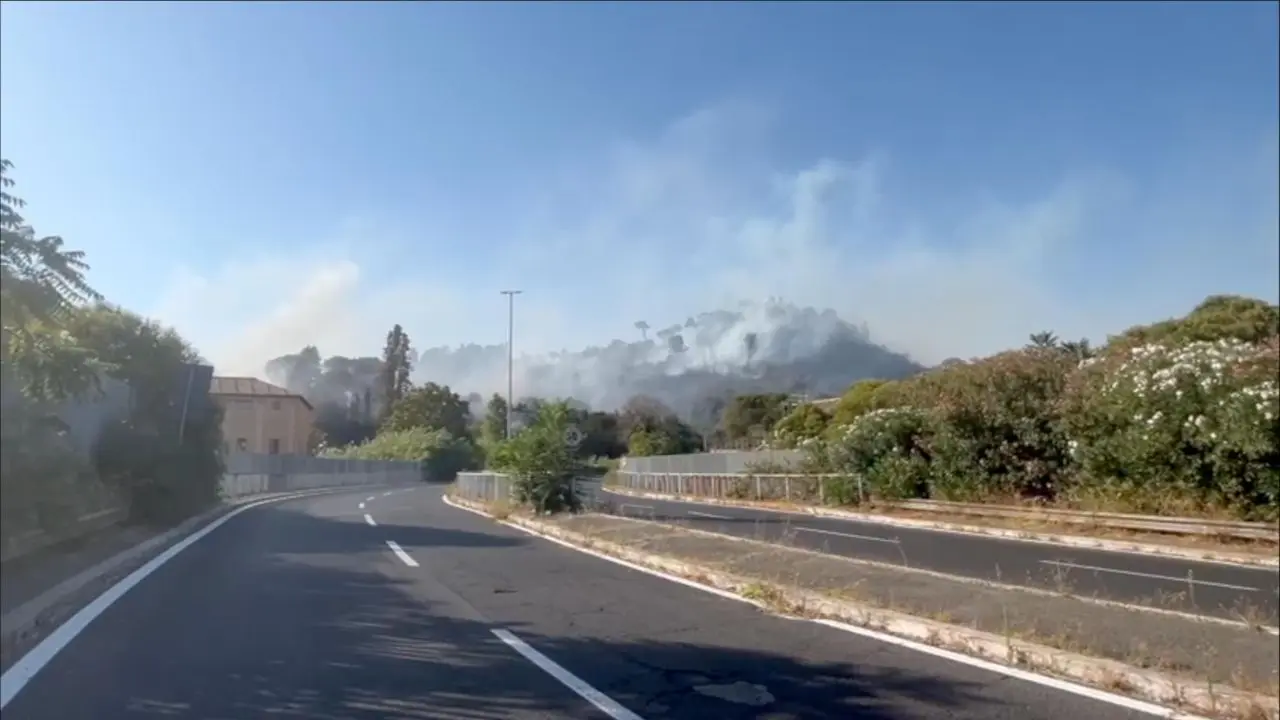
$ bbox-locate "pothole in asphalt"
[693,681,775,706]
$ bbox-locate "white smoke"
[149,103,1279,409]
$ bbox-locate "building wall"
[214,395,314,455]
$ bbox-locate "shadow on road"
[5,507,1068,720]
[234,503,530,555]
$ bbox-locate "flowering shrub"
[824,407,934,501]
[1060,338,1280,519]
[770,404,832,449]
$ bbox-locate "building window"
[236,438,248,452]
[269,438,280,455]
[271,400,281,410]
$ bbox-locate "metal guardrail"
[611,471,1279,541]
[896,499,1279,541]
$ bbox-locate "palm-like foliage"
[1,159,104,399]
[1,159,102,332]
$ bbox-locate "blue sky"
[2,1,1276,376]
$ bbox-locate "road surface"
[584,485,1280,622]
[3,486,1173,719]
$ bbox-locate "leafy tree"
[1110,295,1280,350]
[634,320,649,340]
[512,397,546,430]
[575,410,627,459]
[617,394,674,435]
[482,393,509,443]
[383,381,471,437]
[1,160,103,400]
[377,324,414,417]
[72,305,225,524]
[313,402,377,449]
[265,345,322,394]
[832,379,895,426]
[772,403,831,447]
[628,426,677,456]
[1,160,102,334]
[720,393,791,443]
[489,400,582,513]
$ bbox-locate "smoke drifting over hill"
[264,298,924,428]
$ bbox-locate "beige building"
[209,376,314,455]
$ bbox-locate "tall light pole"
[500,290,522,439]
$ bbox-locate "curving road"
[587,485,1280,622]
[2,486,1175,719]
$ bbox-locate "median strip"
[446,493,1279,720]
[601,486,1280,569]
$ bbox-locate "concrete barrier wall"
[218,453,425,499]
[452,472,514,504]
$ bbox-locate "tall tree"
[383,382,471,438]
[377,324,414,418]
[482,393,508,444]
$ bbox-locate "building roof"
[811,396,841,412]
[209,376,313,410]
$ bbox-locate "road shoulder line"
[442,493,1256,720]
[0,485,395,710]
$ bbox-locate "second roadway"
[588,484,1280,623]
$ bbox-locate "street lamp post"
[500,290,522,439]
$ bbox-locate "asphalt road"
[586,485,1280,622]
[1,485,1168,720]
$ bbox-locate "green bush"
[488,401,582,513]
[771,404,831,449]
[807,295,1280,520]
[1060,338,1279,519]
[325,426,481,481]
[921,348,1077,502]
[827,407,934,501]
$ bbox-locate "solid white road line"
[385,540,419,567]
[440,493,1208,720]
[364,514,377,527]
[687,510,730,520]
[796,526,899,544]
[1039,560,1259,592]
[492,629,644,720]
[0,487,384,710]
